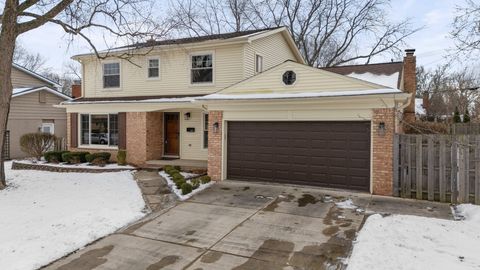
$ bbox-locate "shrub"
[181,182,193,195]
[85,152,111,164]
[44,151,69,163]
[20,133,57,160]
[171,172,183,180]
[117,150,127,165]
[200,175,211,184]
[164,165,175,174]
[174,165,181,171]
[62,151,90,164]
[175,179,186,189]
[191,179,200,190]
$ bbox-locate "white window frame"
[190,51,215,86]
[78,113,119,149]
[146,57,160,80]
[255,53,263,73]
[102,61,121,90]
[202,112,209,149]
[41,123,55,134]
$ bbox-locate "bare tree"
[168,0,419,67]
[13,42,47,72]
[451,0,480,58]
[0,0,167,189]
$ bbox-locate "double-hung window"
[191,54,213,83]
[103,62,120,88]
[80,114,119,147]
[148,58,160,78]
[203,113,209,148]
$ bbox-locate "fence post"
[458,136,467,203]
[406,136,412,198]
[427,136,435,201]
[416,135,423,200]
[475,136,480,204]
[439,137,447,202]
[451,138,458,204]
[393,134,400,197]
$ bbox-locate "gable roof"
[13,86,72,100]
[73,27,305,63]
[321,62,403,89]
[12,63,62,88]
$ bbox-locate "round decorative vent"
[282,70,296,85]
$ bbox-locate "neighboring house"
[4,64,71,159]
[61,27,411,196]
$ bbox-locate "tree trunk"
[0,1,19,189]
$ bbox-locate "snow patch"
[0,161,147,270]
[347,204,480,270]
[346,72,399,89]
[159,171,213,201]
[416,98,426,115]
[335,199,358,209]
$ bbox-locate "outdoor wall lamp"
[184,112,191,120]
[213,122,219,133]
[378,122,386,136]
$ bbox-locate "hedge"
[62,151,90,164]
[44,151,69,163]
[85,152,111,164]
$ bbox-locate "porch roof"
[62,94,203,105]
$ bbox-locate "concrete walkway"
[44,180,453,270]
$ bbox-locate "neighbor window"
[203,113,209,148]
[191,54,213,83]
[255,54,263,73]
[79,114,118,146]
[103,62,120,88]
[148,58,159,78]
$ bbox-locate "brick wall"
[67,112,163,165]
[403,49,416,123]
[208,111,223,181]
[372,108,396,195]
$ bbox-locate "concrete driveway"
[44,180,452,270]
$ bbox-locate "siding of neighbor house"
[243,32,297,78]
[7,91,67,159]
[11,67,51,88]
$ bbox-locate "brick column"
[126,112,164,165]
[208,111,223,181]
[372,108,396,195]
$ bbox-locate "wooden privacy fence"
[394,134,480,204]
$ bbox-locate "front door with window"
[164,112,180,156]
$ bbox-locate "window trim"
[190,51,215,86]
[255,53,263,74]
[78,113,119,149]
[146,57,161,80]
[102,61,121,90]
[202,112,209,149]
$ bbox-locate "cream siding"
[82,45,245,98]
[219,61,385,95]
[7,91,68,159]
[11,67,50,88]
[243,32,297,78]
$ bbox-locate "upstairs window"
[148,58,160,78]
[255,54,263,73]
[103,63,120,88]
[191,54,213,83]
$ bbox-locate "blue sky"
[16,0,459,74]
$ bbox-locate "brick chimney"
[71,83,81,99]
[422,92,430,114]
[403,49,416,123]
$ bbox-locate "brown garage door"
[227,121,371,191]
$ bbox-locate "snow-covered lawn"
[0,162,147,270]
[347,204,480,270]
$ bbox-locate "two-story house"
[61,27,411,196]
[5,64,71,159]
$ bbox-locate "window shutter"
[118,112,127,149]
[70,113,78,148]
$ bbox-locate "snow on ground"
[0,161,147,270]
[416,98,426,115]
[347,204,480,270]
[15,159,136,169]
[159,171,213,201]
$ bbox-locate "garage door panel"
[227,121,370,191]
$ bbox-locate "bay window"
[79,114,118,147]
